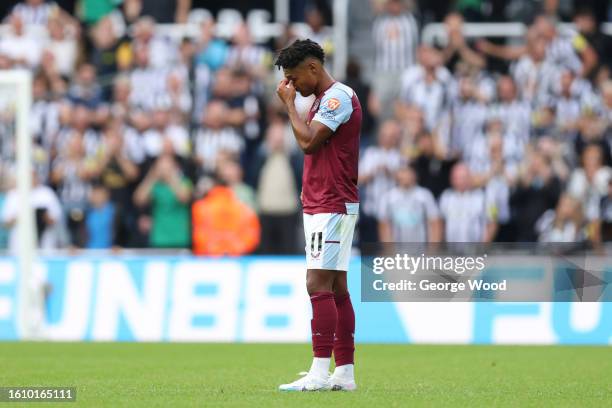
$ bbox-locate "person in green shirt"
[134,154,192,248]
[78,0,122,26]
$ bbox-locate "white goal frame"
[0,70,41,339]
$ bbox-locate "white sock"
[309,357,331,378]
[333,364,354,379]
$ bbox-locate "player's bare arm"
[276,80,333,154]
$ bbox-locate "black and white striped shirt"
[546,32,583,75]
[511,56,558,104]
[400,65,452,131]
[373,13,419,72]
[193,126,244,172]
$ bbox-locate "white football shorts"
[303,204,358,271]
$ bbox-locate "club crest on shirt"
[326,98,341,110]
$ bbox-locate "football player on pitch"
[275,39,362,392]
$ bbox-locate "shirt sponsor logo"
[327,98,341,110]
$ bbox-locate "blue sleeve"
[312,87,353,132]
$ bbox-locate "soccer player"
[275,39,361,391]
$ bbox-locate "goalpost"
[0,70,42,339]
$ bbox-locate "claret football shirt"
[303,82,362,215]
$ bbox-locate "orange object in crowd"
[192,186,261,256]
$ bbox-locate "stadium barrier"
[0,255,610,344]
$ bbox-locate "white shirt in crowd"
[142,125,190,158]
[1,184,63,253]
[193,127,244,172]
[0,31,42,67]
[439,188,495,242]
[358,146,402,217]
[378,185,440,242]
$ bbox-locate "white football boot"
[329,368,357,391]
[278,371,331,392]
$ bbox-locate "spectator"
[192,176,260,256]
[10,0,60,25]
[194,14,228,71]
[489,75,531,143]
[358,120,403,244]
[468,119,523,187]
[566,144,612,221]
[439,12,485,72]
[533,14,597,78]
[50,133,92,247]
[511,35,557,104]
[54,103,100,159]
[536,194,585,243]
[134,151,192,248]
[511,150,562,241]
[142,99,190,159]
[85,183,116,249]
[250,121,302,254]
[439,162,497,242]
[411,131,456,198]
[45,15,78,77]
[397,45,452,131]
[89,15,130,79]
[67,63,104,108]
[218,158,256,210]
[0,14,42,68]
[573,7,612,72]
[193,100,244,174]
[344,59,375,143]
[371,0,419,119]
[89,121,140,246]
[129,44,171,110]
[78,0,122,26]
[441,74,488,158]
[1,172,64,252]
[378,165,442,243]
[303,7,334,64]
[226,22,271,80]
[131,16,177,69]
[30,73,61,150]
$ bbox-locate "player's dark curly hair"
[274,39,325,69]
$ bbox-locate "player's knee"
[306,271,334,295]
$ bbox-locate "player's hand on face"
[276,79,296,105]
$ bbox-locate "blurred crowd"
[0,0,612,254]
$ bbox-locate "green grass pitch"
[1,342,611,407]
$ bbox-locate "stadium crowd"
[1,0,612,254]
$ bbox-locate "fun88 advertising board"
[0,250,611,344]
